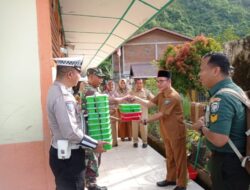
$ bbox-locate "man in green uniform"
[83,68,127,190]
[83,68,107,190]
[193,52,250,190]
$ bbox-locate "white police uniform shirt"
[47,81,98,149]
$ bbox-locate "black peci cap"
[157,70,172,79]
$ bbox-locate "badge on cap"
[164,99,171,105]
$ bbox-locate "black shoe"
[156,180,176,187]
[88,184,108,190]
[142,143,148,148]
[128,137,132,141]
[133,143,138,148]
[173,186,186,190]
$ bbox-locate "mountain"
[141,0,250,42]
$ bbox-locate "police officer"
[130,70,187,190]
[193,53,250,190]
[47,57,106,190]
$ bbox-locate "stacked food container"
[119,104,142,121]
[86,94,112,150]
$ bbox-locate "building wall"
[113,29,191,76]
[0,0,42,145]
[0,0,53,189]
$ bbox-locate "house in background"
[112,27,192,79]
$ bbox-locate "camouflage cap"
[87,67,105,77]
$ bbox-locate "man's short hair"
[203,52,230,75]
[56,66,74,78]
[134,78,143,82]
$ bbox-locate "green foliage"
[140,0,250,42]
[98,56,112,81]
[214,26,240,44]
[186,129,201,153]
[145,78,158,95]
[158,35,221,94]
[145,78,161,139]
[181,95,191,120]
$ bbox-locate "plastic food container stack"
[86,95,112,150]
[119,104,142,121]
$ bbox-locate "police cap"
[54,56,83,72]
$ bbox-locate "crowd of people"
[47,53,250,190]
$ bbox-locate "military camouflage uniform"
[83,84,102,187]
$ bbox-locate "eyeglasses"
[156,79,168,84]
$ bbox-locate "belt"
[71,144,81,149]
[51,144,81,150]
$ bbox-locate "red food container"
[120,112,142,121]
[188,165,198,180]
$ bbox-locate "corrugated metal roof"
[130,63,158,78]
[59,0,174,72]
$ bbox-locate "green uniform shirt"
[206,78,246,153]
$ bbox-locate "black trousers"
[49,146,85,190]
[210,151,250,190]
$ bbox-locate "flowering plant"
[158,35,221,94]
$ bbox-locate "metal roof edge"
[128,26,193,42]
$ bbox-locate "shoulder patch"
[60,85,69,95]
[210,101,220,113]
[210,97,221,103]
[210,114,218,123]
[66,101,74,112]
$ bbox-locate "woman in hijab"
[117,79,132,141]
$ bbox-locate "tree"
[215,27,240,44]
[158,35,222,95]
[98,56,112,81]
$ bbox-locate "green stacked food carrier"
[86,94,112,150]
[119,104,142,121]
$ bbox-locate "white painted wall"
[0,0,43,144]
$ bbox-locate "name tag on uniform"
[66,102,74,112]
[164,100,171,105]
